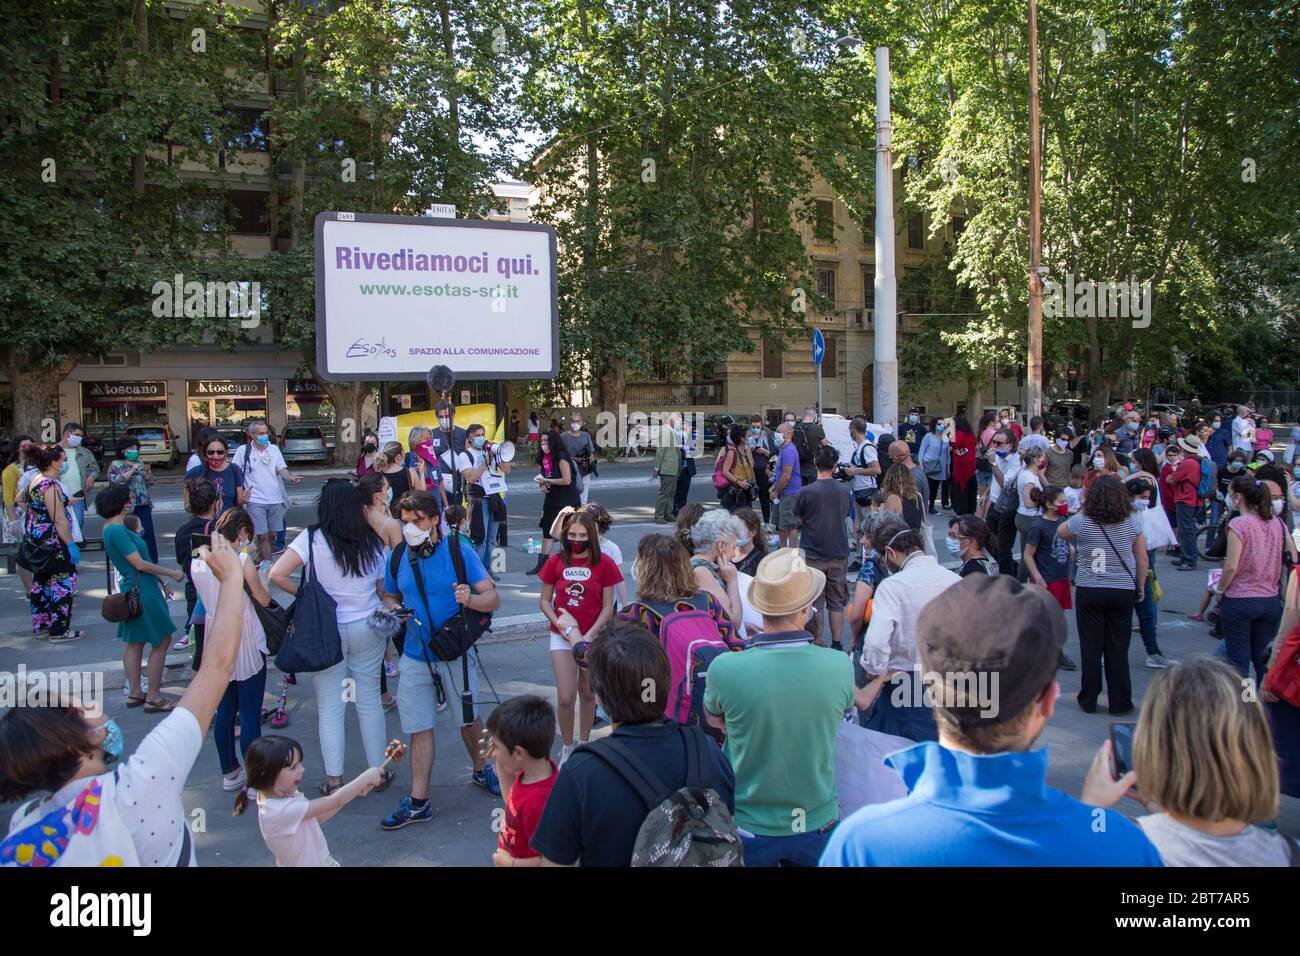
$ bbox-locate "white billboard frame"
[313,211,559,382]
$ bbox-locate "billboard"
[314,211,559,381]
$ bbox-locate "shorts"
[776,495,799,530]
[550,630,576,653]
[806,557,848,612]
[247,501,286,536]
[975,470,993,488]
[397,646,480,731]
[1044,578,1073,611]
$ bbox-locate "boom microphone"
[427,364,455,396]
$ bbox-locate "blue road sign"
[812,328,826,367]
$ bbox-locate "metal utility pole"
[1026,0,1044,418]
[873,47,899,431]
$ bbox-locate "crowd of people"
[1,399,1298,868]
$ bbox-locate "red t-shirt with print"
[499,760,558,859]
[539,551,625,635]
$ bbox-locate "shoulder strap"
[682,725,707,790]
[389,541,407,582]
[580,736,671,808]
[303,526,317,584]
[1095,520,1136,587]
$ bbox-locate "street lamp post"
[873,46,899,432]
[1027,0,1044,418]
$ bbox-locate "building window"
[762,336,783,379]
[816,267,836,302]
[862,207,875,240]
[907,212,925,250]
[228,190,269,235]
[814,199,835,242]
[224,108,270,152]
[822,334,837,378]
[951,215,967,241]
[862,266,875,307]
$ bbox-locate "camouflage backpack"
[579,724,744,867]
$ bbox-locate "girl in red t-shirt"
[538,510,624,764]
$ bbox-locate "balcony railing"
[624,381,726,407]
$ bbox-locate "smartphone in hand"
[1109,721,1137,778]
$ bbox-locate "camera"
[833,463,852,482]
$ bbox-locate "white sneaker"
[222,767,246,791]
[558,744,574,767]
[1145,654,1179,669]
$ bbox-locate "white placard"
[377,416,398,446]
[480,471,508,495]
[315,213,557,380]
[429,203,456,218]
[823,417,892,463]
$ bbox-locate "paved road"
[2,461,1296,864]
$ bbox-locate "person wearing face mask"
[538,509,623,764]
[1017,485,1080,670]
[945,514,997,577]
[377,496,503,827]
[270,479,390,799]
[0,532,249,866]
[1165,435,1207,571]
[59,423,98,532]
[356,431,381,477]
[184,435,249,522]
[189,506,273,790]
[747,415,776,524]
[898,408,926,458]
[1000,407,1023,442]
[1231,405,1256,456]
[1125,476,1181,669]
[1289,460,1300,530]
[110,435,161,562]
[560,413,597,506]
[918,417,951,514]
[859,523,962,741]
[1014,447,1050,583]
[18,444,84,643]
[1045,427,1075,488]
[378,440,425,519]
[234,420,303,563]
[461,423,511,573]
[732,507,767,577]
[985,428,1022,575]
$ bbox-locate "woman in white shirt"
[1014,446,1048,583]
[1082,657,1297,866]
[2,534,247,866]
[270,479,390,796]
[190,506,273,791]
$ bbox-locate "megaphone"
[485,440,516,463]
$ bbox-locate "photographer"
[846,417,881,569]
[462,423,512,573]
[561,412,596,506]
[746,415,776,524]
[794,446,853,649]
[381,494,503,829]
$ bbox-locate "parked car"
[122,424,180,467]
[280,424,329,463]
[1148,402,1185,421]
[1044,400,1090,433]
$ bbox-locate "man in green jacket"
[652,416,683,523]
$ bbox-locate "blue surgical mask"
[945,536,962,556]
[59,461,70,476]
[995,449,1010,459]
[472,436,486,450]
[255,434,270,446]
[936,423,946,433]
[1229,461,1243,472]
[98,719,124,764]
[385,486,394,504]
[908,415,919,424]
[736,536,751,549]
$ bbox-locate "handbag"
[1148,568,1164,602]
[102,582,142,623]
[712,449,731,491]
[404,538,492,662]
[17,537,76,577]
[274,528,343,673]
[1263,621,1300,707]
[246,583,289,656]
[915,495,938,558]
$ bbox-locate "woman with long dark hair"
[1215,475,1298,682]
[527,430,581,575]
[1057,474,1147,715]
[270,478,391,795]
[949,415,978,515]
[717,423,756,512]
[176,479,221,666]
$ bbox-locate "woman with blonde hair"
[1082,657,1297,865]
[880,463,923,531]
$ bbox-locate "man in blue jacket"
[820,574,1163,867]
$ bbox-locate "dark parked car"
[1044,400,1090,433]
[702,413,755,450]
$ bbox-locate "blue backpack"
[1197,458,1215,498]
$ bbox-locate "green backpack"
[579,725,744,867]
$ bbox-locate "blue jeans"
[70,498,86,532]
[475,497,500,570]
[1219,595,1281,683]
[213,661,268,774]
[132,503,160,563]
[1175,502,1199,568]
[1135,548,1161,655]
[864,672,939,742]
[740,821,836,867]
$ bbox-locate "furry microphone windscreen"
[368,606,408,641]
[427,365,455,395]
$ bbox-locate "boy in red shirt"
[1164,435,1205,571]
[487,695,558,867]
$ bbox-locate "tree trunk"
[322,379,370,468]
[4,348,78,439]
[599,357,628,418]
[966,371,985,422]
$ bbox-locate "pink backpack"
[623,595,744,740]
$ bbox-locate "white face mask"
[1055,438,1068,449]
[1273,498,1285,516]
[402,523,431,548]
[1093,457,1106,470]
[66,435,82,447]
[571,422,581,431]
[1133,499,1150,511]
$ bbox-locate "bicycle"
[1195,491,1228,562]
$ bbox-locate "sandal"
[126,695,147,708]
[48,629,86,643]
[143,697,177,713]
[318,779,343,796]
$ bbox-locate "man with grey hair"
[688,508,745,622]
[561,411,596,505]
[1231,405,1256,455]
[233,420,302,561]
